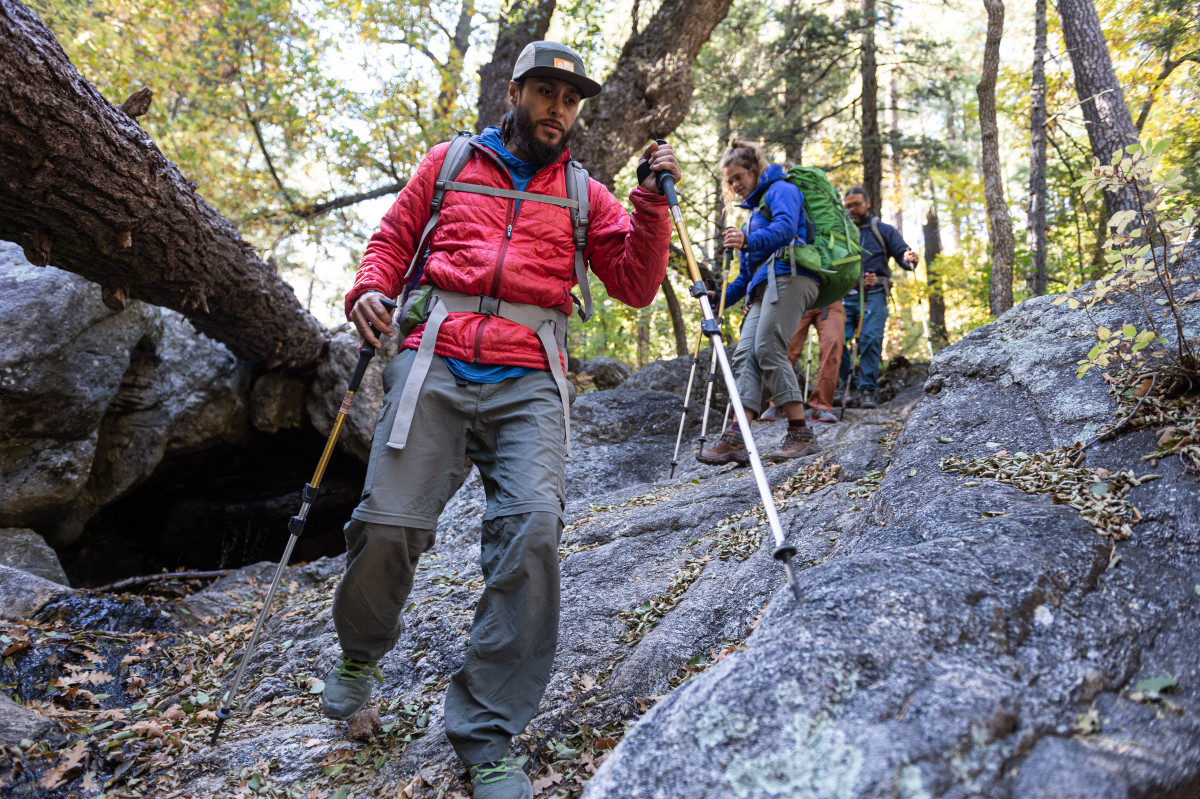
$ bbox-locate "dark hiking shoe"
[757,405,786,423]
[768,426,820,460]
[320,656,383,720]
[469,758,532,799]
[858,391,879,409]
[697,429,749,465]
[810,408,838,423]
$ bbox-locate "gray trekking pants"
[331,349,566,765]
[733,273,820,414]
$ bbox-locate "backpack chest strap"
[386,289,574,456]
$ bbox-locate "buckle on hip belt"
[478,296,501,316]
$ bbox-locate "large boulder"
[584,249,1200,798]
[0,691,54,747]
[0,241,252,547]
[0,528,69,585]
[0,563,72,620]
[306,327,399,463]
[581,356,632,389]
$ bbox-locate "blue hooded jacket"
[723,164,813,309]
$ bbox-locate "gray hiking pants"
[332,349,565,765]
[733,273,820,414]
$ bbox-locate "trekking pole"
[803,335,812,401]
[668,328,706,478]
[697,248,733,457]
[840,286,865,421]
[655,160,803,602]
[209,299,397,746]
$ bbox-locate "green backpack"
[777,165,863,309]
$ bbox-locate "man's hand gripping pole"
[654,151,802,602]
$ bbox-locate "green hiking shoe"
[320,655,383,720]
[468,758,532,799]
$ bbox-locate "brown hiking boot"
[697,429,749,465]
[768,426,820,460]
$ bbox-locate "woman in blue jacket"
[699,139,822,464]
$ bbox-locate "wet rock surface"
[1,249,1197,798]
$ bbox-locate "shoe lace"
[335,657,383,684]
[785,427,813,444]
[469,758,523,784]
[720,429,743,445]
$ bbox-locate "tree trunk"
[889,68,903,234]
[860,0,883,214]
[1027,0,1049,296]
[1057,0,1140,215]
[569,0,735,188]
[660,274,689,357]
[435,0,476,119]
[475,0,557,131]
[923,197,948,350]
[636,308,651,368]
[0,0,325,372]
[977,0,1015,316]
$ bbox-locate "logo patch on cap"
[553,58,575,72]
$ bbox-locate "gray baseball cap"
[511,41,602,99]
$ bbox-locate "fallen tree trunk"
[0,0,326,372]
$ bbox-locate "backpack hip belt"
[385,288,574,455]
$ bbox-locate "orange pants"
[787,300,845,411]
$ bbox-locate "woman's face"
[723,164,758,200]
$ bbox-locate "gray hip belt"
[386,288,574,455]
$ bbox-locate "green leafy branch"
[1061,138,1199,379]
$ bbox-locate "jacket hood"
[740,163,788,210]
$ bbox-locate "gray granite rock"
[0,528,69,585]
[0,563,72,620]
[0,691,54,746]
[0,241,252,547]
[582,356,632,389]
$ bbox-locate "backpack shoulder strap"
[868,216,887,253]
[404,130,476,282]
[565,160,592,321]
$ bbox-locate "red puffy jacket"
[346,140,672,370]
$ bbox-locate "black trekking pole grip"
[348,297,398,390]
[650,139,680,207]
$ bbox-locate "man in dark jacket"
[839,187,918,408]
[324,41,680,799]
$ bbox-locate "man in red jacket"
[321,41,679,798]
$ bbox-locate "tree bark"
[476,0,557,132]
[889,67,903,234]
[860,0,883,214]
[977,0,1015,316]
[1057,0,1140,214]
[923,197,948,350]
[0,0,326,372]
[661,275,689,357]
[1027,0,1049,296]
[569,0,735,188]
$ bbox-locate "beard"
[507,103,572,167]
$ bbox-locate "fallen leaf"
[160,704,186,722]
[1133,676,1177,698]
[131,720,165,739]
[38,739,88,790]
[533,772,564,793]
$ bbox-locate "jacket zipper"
[467,142,564,362]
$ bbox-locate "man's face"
[844,193,870,223]
[508,77,582,165]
